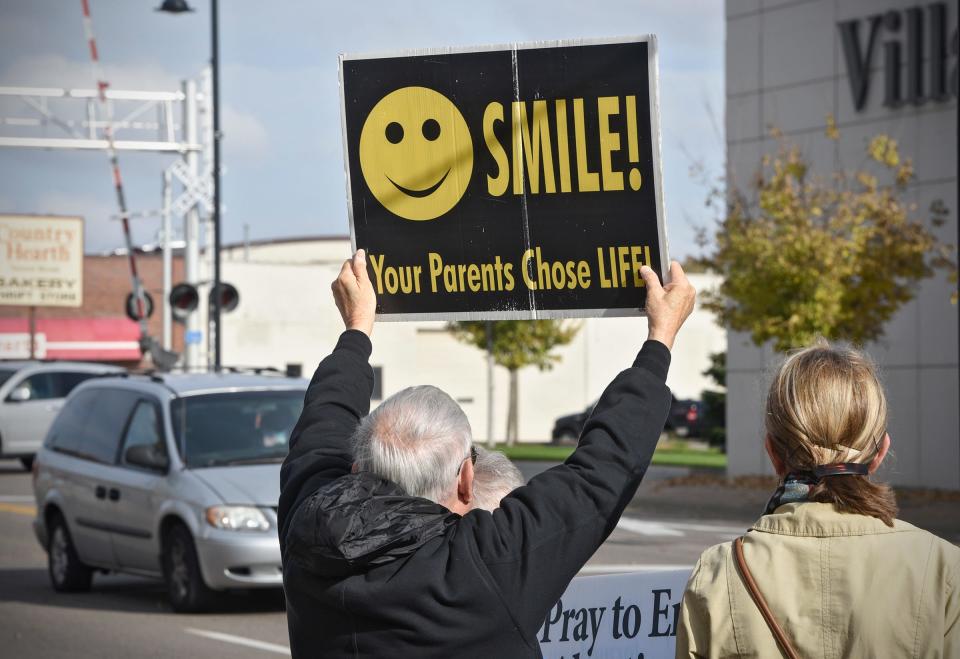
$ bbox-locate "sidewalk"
[627,473,960,544]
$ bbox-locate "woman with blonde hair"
[676,342,959,658]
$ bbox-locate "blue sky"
[0,0,723,258]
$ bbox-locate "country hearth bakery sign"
[838,2,957,112]
[0,215,83,307]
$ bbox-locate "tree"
[448,320,579,446]
[700,351,726,449]
[697,121,956,352]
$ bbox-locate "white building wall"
[220,239,724,442]
[725,0,959,488]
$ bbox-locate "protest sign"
[340,37,668,320]
[539,569,691,659]
[0,214,83,307]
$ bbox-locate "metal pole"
[183,78,201,370]
[486,321,495,449]
[28,306,36,359]
[211,0,223,370]
[162,169,173,351]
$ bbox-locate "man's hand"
[640,261,696,351]
[332,249,376,336]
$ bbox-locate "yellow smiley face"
[359,86,473,221]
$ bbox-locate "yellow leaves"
[700,128,955,352]
[868,134,900,167]
[896,158,914,186]
[825,113,839,141]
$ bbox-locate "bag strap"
[733,536,802,659]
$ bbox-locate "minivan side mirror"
[8,386,31,402]
[124,444,169,472]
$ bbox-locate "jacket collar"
[285,472,459,578]
[751,502,911,537]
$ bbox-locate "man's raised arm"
[278,250,376,548]
[465,262,697,630]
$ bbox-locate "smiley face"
[359,86,473,221]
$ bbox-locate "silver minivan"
[32,371,307,611]
[0,361,123,470]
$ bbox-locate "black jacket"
[279,330,672,658]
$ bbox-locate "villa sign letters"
[838,2,958,112]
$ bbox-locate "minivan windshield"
[171,390,305,468]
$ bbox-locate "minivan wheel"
[20,455,34,471]
[47,514,93,592]
[162,524,215,612]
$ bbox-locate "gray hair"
[352,385,472,503]
[471,447,524,511]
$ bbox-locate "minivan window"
[82,390,140,464]
[121,400,167,468]
[170,390,304,468]
[47,389,100,454]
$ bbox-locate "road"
[0,459,748,658]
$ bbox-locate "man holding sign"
[278,250,695,657]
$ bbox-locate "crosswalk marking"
[184,628,290,656]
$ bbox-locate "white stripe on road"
[579,564,692,574]
[666,521,746,535]
[616,518,684,537]
[184,628,290,656]
[616,516,747,537]
[0,495,35,503]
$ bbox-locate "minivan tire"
[162,524,215,612]
[47,513,93,592]
[20,455,34,471]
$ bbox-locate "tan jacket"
[676,502,960,658]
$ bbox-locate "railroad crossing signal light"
[125,291,155,322]
[211,282,239,313]
[169,283,199,323]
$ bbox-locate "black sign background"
[341,38,667,319]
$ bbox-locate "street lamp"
[158,0,224,371]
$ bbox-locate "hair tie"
[813,462,870,478]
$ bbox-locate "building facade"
[725,0,958,488]
[219,237,725,443]
[0,253,185,365]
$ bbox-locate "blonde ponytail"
[766,342,897,526]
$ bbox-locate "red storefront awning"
[0,317,141,361]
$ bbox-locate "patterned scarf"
[763,463,870,515]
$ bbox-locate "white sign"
[0,215,83,307]
[539,569,691,659]
[0,332,47,359]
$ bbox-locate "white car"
[0,361,123,470]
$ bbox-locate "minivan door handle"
[108,488,120,502]
[95,485,106,499]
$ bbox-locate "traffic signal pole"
[183,78,202,371]
[211,0,223,371]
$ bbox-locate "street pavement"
[11,457,957,658]
[0,457,749,658]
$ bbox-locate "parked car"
[550,396,705,444]
[32,370,307,612]
[0,361,123,470]
[669,398,706,438]
[550,401,596,444]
